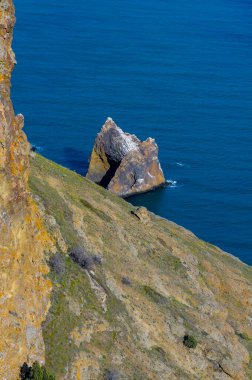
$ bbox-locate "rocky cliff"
[86,118,165,197]
[0,2,52,378]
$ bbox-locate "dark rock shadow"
[99,155,121,188]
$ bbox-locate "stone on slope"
[86,118,166,197]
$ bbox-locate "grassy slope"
[30,154,252,380]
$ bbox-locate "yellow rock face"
[0,2,53,378]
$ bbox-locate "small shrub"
[183,334,198,349]
[20,362,55,380]
[152,345,166,355]
[69,247,102,270]
[82,255,94,270]
[104,369,120,380]
[143,286,168,305]
[170,256,182,271]
[92,255,102,265]
[144,249,153,255]
[49,252,65,275]
[68,246,84,264]
[20,363,31,380]
[30,361,43,379]
[69,247,94,270]
[151,346,167,362]
[121,276,131,285]
[237,332,250,340]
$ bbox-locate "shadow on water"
[63,147,88,176]
[128,185,168,213]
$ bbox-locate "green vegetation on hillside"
[29,154,252,380]
[20,362,55,380]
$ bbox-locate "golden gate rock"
[86,118,166,197]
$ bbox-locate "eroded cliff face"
[0,2,52,378]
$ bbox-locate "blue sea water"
[12,0,252,264]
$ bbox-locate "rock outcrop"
[0,2,52,378]
[86,118,165,197]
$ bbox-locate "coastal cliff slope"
[30,154,252,380]
[0,2,52,378]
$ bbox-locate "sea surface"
[12,0,252,264]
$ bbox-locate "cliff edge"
[0,2,52,378]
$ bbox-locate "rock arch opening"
[99,155,121,188]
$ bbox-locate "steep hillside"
[30,154,252,380]
[0,2,52,378]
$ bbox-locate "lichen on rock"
[0,2,53,378]
[86,118,166,197]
